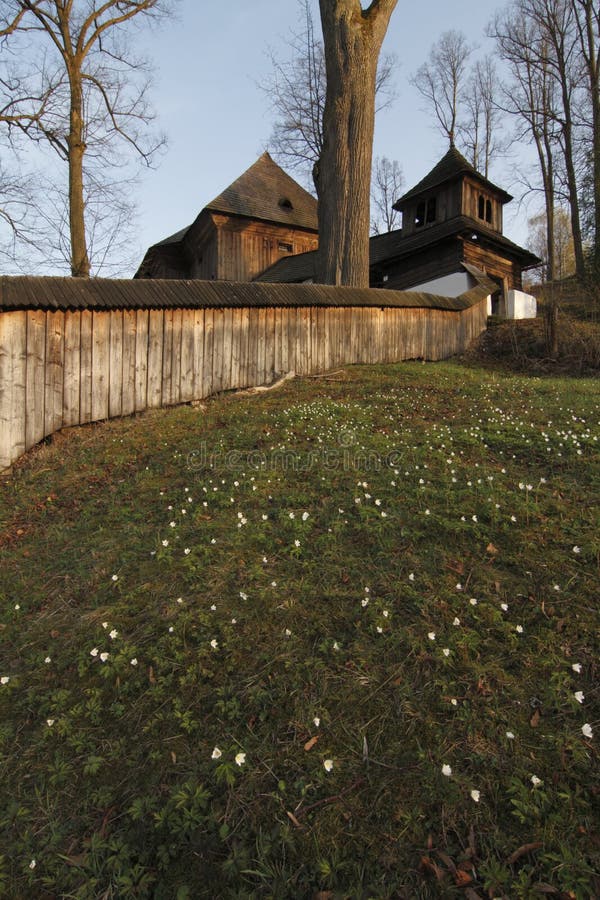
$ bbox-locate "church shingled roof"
[205,152,318,231]
[394,145,513,209]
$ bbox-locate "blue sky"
[85,2,540,273]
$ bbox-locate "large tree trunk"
[317,0,397,287]
[68,68,90,278]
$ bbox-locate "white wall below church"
[506,290,537,319]
[405,271,475,297]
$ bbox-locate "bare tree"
[572,0,600,273]
[492,0,588,280]
[263,0,397,194]
[317,0,398,287]
[459,59,504,177]
[492,6,560,279]
[0,0,172,277]
[410,30,474,148]
[370,156,403,234]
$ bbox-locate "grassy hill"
[0,360,598,898]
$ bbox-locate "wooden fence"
[0,277,491,469]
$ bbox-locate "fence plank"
[0,311,27,468]
[171,308,183,405]
[134,310,149,412]
[45,311,65,437]
[192,309,204,398]
[91,311,110,421]
[121,310,137,417]
[180,309,196,402]
[161,309,174,406]
[147,310,163,409]
[80,311,93,424]
[212,308,225,393]
[202,308,214,397]
[25,310,46,449]
[63,311,81,428]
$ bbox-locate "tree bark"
[317,0,397,287]
[67,67,90,278]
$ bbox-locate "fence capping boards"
[0,269,496,314]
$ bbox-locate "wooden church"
[136,146,539,310]
[135,153,319,282]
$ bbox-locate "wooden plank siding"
[0,296,488,470]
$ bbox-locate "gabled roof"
[205,152,318,231]
[395,145,513,208]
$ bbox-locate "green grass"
[0,360,599,899]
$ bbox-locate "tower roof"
[394,145,513,209]
[205,152,318,231]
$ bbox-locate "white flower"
[313,717,320,727]
[29,859,36,870]
[210,604,216,611]
[284,628,292,636]
[169,521,176,528]
[235,752,246,766]
[211,747,222,760]
[470,789,481,803]
[428,632,436,641]
[501,603,508,612]
[506,731,515,740]
[582,723,593,739]
[109,629,118,640]
[442,764,452,777]
[333,641,340,650]
[302,511,309,521]
[240,591,248,600]
[376,626,383,634]
[184,548,191,555]
[574,691,585,704]
[456,583,463,591]
[450,698,458,706]
[102,622,109,629]
[46,719,55,727]
[44,657,51,664]
[176,597,183,604]
[288,512,295,519]
[99,652,109,662]
[14,604,20,610]
[572,663,582,674]
[530,775,542,787]
[210,639,218,649]
[442,648,450,657]
[168,626,174,633]
[452,617,460,626]
[111,574,118,582]
[469,598,478,606]
[161,539,169,547]
[573,546,581,554]
[323,759,334,772]
[211,538,216,544]
[409,573,415,582]
[424,509,430,516]
[130,658,138,666]
[90,648,99,657]
[361,598,369,608]
[472,515,478,522]
[383,610,389,618]
[515,625,524,634]
[294,539,300,547]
